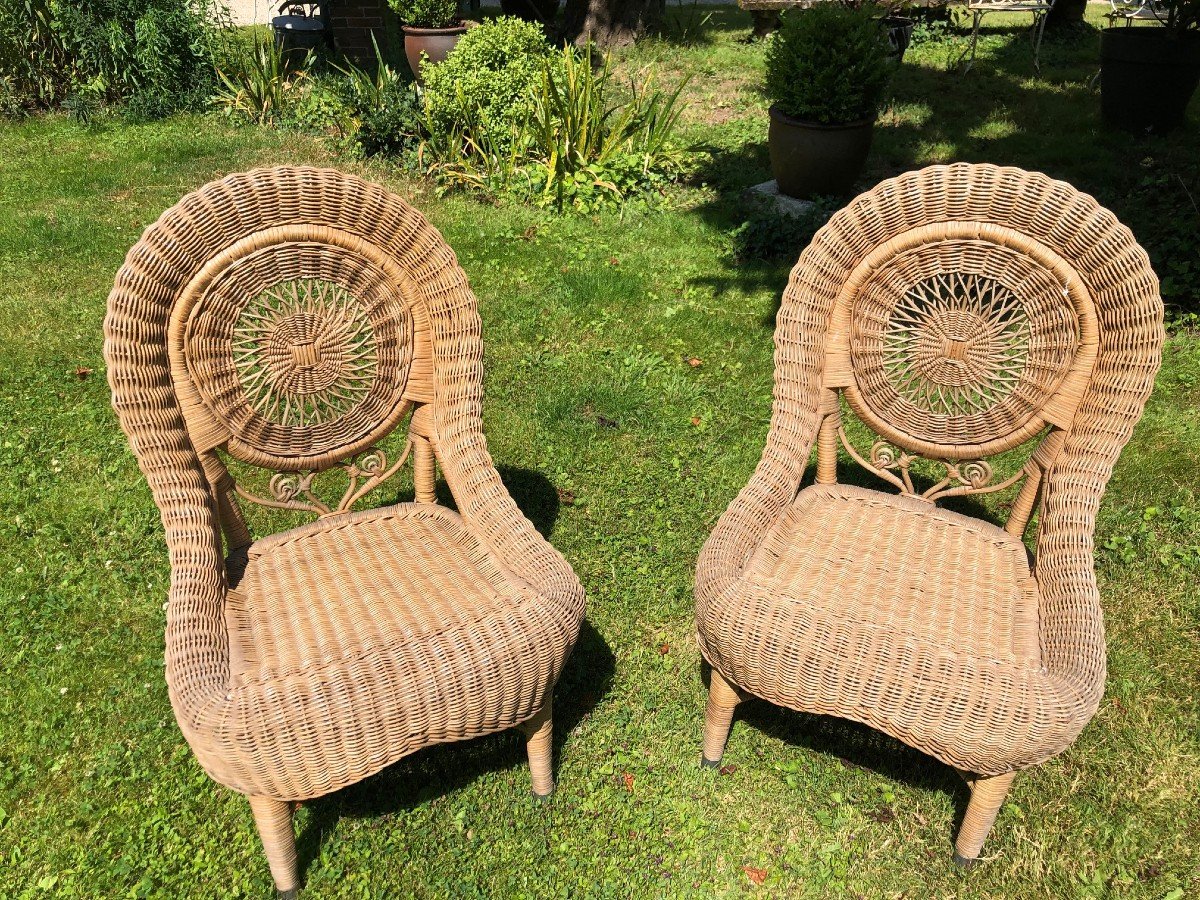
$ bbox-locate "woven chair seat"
[226,504,544,684]
[745,484,1041,669]
[700,485,1055,773]
[188,501,578,800]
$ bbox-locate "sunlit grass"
[1,8,1197,899]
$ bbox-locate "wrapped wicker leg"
[954,772,1017,867]
[249,796,298,898]
[701,669,745,767]
[522,703,555,798]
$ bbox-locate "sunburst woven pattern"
[848,238,1081,452]
[234,279,378,426]
[183,236,413,467]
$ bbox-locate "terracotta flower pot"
[768,106,875,200]
[1100,28,1200,135]
[401,23,467,83]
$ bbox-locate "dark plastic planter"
[885,16,915,62]
[1100,27,1200,135]
[768,106,875,200]
[402,23,468,83]
[272,12,327,69]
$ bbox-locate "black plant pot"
[1101,28,1200,135]
[884,16,915,62]
[768,106,875,200]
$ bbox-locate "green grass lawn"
[2,7,1198,899]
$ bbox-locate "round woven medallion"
[882,271,1031,415]
[181,231,414,468]
[846,237,1081,453]
[233,279,379,426]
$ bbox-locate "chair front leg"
[701,668,746,768]
[521,702,555,798]
[249,795,299,899]
[954,771,1017,867]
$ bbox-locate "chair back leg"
[954,771,1017,867]
[521,702,555,798]
[249,795,299,898]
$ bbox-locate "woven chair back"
[774,164,1162,532]
[107,167,481,535]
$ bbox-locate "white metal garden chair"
[960,0,1056,74]
[1106,0,1168,25]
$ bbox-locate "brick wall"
[328,0,398,65]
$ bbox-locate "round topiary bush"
[421,17,551,152]
[389,0,459,27]
[764,4,893,125]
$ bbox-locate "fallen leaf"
[622,772,634,792]
[657,642,669,655]
[608,256,620,266]
[73,366,93,380]
[865,807,896,824]
[596,415,619,429]
[690,416,702,427]
[560,266,570,274]
[743,866,767,886]
[687,357,702,368]
[556,488,576,506]
[719,764,738,776]
[521,226,538,241]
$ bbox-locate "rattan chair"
[695,163,1163,866]
[104,167,585,897]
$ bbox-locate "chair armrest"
[697,294,831,608]
[1032,459,1110,725]
[436,422,585,622]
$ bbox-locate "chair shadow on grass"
[703,662,975,845]
[290,466,616,887]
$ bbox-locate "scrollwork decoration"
[235,440,413,517]
[837,428,1024,503]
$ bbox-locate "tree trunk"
[561,0,665,47]
[1045,0,1087,29]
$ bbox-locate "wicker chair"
[695,163,1163,866]
[104,167,585,897]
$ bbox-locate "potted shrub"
[764,3,893,199]
[390,0,467,82]
[1101,0,1200,134]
